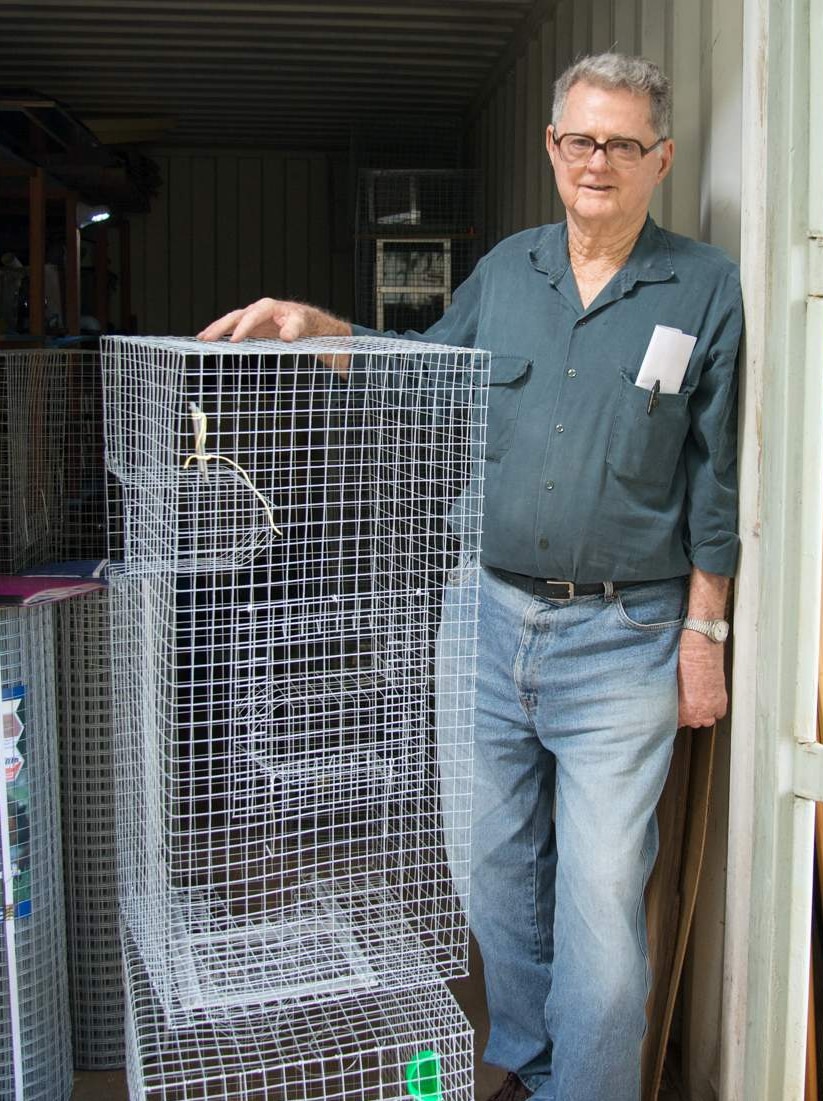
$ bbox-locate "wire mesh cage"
[60,351,108,561]
[124,930,474,1101]
[0,351,69,573]
[0,605,73,1101]
[0,349,106,572]
[58,590,125,1069]
[103,334,487,1024]
[354,170,481,331]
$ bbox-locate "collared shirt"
[352,217,742,583]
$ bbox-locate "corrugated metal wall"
[129,0,741,334]
[469,0,742,260]
[129,149,353,335]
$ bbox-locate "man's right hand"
[197,297,352,344]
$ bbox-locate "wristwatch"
[682,616,730,643]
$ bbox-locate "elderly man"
[201,53,741,1101]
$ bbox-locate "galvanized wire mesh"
[1,347,123,1070]
[0,351,69,573]
[103,335,486,1062]
[58,589,125,1069]
[0,605,73,1101]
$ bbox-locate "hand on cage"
[197,298,351,346]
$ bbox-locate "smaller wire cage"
[0,606,74,1101]
[124,929,474,1101]
[103,335,488,1022]
[354,170,482,332]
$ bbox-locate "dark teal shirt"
[353,217,741,583]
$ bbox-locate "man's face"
[546,81,674,230]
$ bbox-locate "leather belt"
[487,566,639,601]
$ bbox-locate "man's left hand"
[677,629,727,728]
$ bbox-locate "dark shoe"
[485,1072,532,1101]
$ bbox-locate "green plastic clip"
[405,1049,442,1100]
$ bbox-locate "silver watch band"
[682,616,729,642]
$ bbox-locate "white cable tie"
[184,403,282,537]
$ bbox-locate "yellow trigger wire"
[183,403,282,537]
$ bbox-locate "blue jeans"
[436,562,685,1101]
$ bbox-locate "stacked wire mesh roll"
[55,352,125,1069]
[58,590,124,1069]
[0,605,73,1101]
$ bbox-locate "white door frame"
[722,0,823,1096]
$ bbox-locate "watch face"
[711,621,730,642]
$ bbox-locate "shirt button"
[555,424,564,433]
[567,368,577,378]
[545,480,554,490]
[539,537,549,549]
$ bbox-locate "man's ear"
[656,138,675,183]
[546,124,556,166]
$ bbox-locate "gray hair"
[552,53,672,139]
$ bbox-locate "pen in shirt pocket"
[646,378,661,415]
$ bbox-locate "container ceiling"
[0,0,543,149]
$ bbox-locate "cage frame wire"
[104,335,488,1047]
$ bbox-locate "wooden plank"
[64,193,80,336]
[643,727,716,1100]
[285,158,310,300]
[168,154,193,334]
[190,155,217,332]
[308,156,331,308]
[28,167,46,336]
[215,155,239,316]
[144,153,170,333]
[237,156,263,306]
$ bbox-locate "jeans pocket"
[614,579,687,631]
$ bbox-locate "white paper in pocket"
[634,325,697,394]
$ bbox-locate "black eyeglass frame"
[551,130,668,165]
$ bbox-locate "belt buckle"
[547,579,575,601]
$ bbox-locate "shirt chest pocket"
[480,353,532,461]
[606,371,691,487]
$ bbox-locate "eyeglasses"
[552,131,667,168]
